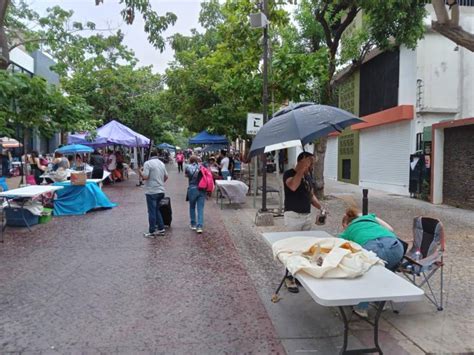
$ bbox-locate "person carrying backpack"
[185,155,207,234]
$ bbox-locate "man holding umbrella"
[283,151,325,231]
[283,151,326,293]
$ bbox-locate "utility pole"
[261,0,268,212]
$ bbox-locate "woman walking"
[185,155,206,234]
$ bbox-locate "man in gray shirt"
[139,150,168,238]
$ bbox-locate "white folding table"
[0,185,64,234]
[263,230,424,354]
[215,180,249,208]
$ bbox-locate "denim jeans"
[363,237,404,271]
[221,171,230,180]
[357,237,404,311]
[188,186,206,228]
[145,193,165,233]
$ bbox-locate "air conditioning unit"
[249,12,268,28]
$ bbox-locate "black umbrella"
[249,102,364,157]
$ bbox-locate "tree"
[0,71,96,139]
[0,0,177,70]
[431,0,474,52]
[165,0,290,138]
[281,0,426,197]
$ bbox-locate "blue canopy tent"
[157,143,176,151]
[188,131,229,145]
[56,144,94,154]
[202,144,228,154]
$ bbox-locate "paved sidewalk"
[1,166,472,354]
[219,170,474,354]
[0,168,283,353]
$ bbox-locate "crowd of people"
[0,148,131,186]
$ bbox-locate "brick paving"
[0,168,284,354]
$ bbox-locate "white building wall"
[359,121,411,195]
[398,46,417,106]
[416,32,461,113]
[459,7,474,118]
[324,137,338,180]
[9,48,34,73]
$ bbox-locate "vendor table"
[215,180,249,208]
[0,185,64,235]
[53,181,117,216]
[40,169,111,184]
[263,230,424,354]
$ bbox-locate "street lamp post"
[261,0,269,212]
[250,0,273,225]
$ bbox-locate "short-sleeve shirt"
[221,157,229,172]
[283,169,312,214]
[107,154,117,171]
[185,163,201,187]
[338,214,397,246]
[143,157,168,195]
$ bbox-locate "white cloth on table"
[272,236,383,279]
[216,180,248,203]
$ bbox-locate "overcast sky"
[28,0,205,73]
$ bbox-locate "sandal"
[285,277,299,293]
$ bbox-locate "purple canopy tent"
[68,120,150,147]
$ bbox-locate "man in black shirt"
[283,151,325,292]
[283,151,324,230]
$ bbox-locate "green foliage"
[363,0,427,51]
[63,64,180,143]
[116,0,177,51]
[0,70,96,137]
[165,0,290,139]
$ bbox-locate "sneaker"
[143,232,156,239]
[190,225,197,231]
[284,277,299,293]
[353,307,369,318]
[154,229,166,236]
[196,227,203,234]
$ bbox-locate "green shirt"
[339,213,396,246]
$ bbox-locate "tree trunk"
[313,137,327,200]
[432,0,450,24]
[312,51,336,199]
[0,0,10,70]
[432,21,474,52]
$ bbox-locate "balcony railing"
[423,0,474,6]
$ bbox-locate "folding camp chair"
[398,217,445,311]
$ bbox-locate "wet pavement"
[1,165,473,354]
[0,169,284,353]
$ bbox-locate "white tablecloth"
[216,180,249,204]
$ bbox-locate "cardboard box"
[70,171,86,186]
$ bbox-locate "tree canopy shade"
[68,119,150,147]
[188,131,228,145]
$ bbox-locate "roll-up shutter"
[359,121,411,195]
[324,137,338,180]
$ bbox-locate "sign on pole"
[246,113,263,135]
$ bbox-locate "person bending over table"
[339,207,404,317]
[282,151,325,293]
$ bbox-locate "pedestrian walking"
[220,150,230,180]
[139,150,168,238]
[176,150,185,173]
[282,151,325,292]
[185,155,206,234]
